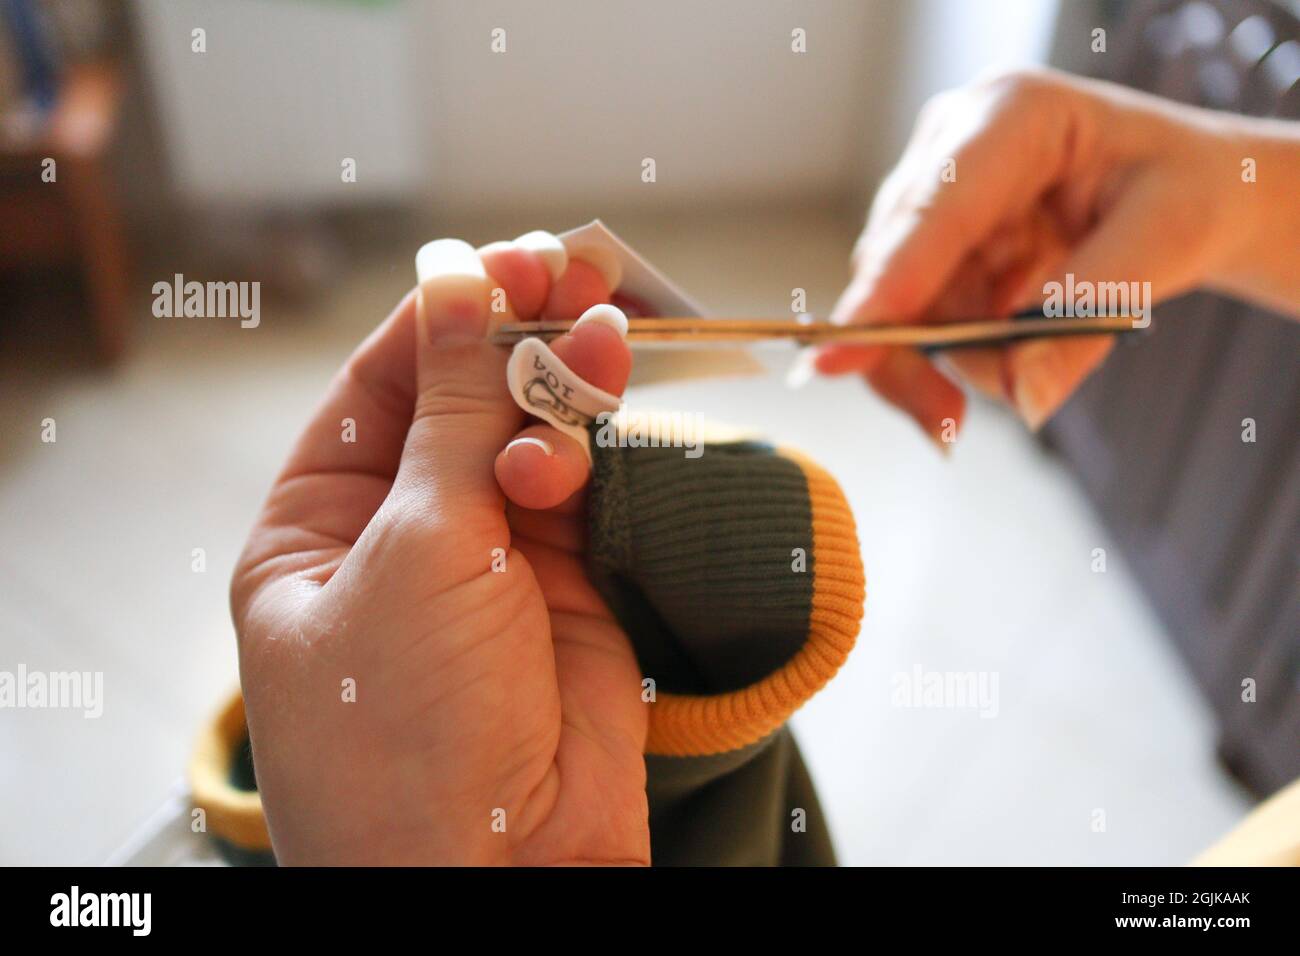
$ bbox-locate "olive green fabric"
[588,436,836,866]
[587,440,814,691]
[645,727,835,866]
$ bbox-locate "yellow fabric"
[188,692,271,851]
[1192,776,1300,866]
[645,449,866,757]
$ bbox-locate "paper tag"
[557,220,764,386]
[506,336,621,459]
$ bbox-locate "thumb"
[392,239,523,516]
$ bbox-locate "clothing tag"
[507,336,621,459]
[558,220,764,386]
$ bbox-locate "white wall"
[409,0,889,214]
[132,0,1061,216]
[848,0,1062,213]
[133,0,422,208]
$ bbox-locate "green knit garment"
[216,436,842,867]
[587,435,836,866]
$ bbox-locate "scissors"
[490,312,1144,351]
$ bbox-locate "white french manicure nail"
[416,238,486,284]
[785,348,818,389]
[563,242,623,291]
[414,239,491,341]
[415,239,489,305]
[571,303,628,339]
[513,230,568,282]
[506,436,554,457]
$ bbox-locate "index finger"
[817,73,1078,374]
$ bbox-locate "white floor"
[0,207,1251,865]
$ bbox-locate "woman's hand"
[819,67,1300,441]
[231,235,650,865]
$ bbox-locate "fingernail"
[513,230,567,282]
[571,303,628,339]
[562,242,623,290]
[928,430,954,457]
[1014,385,1051,431]
[506,436,554,457]
[1012,352,1057,431]
[785,348,818,389]
[827,271,875,326]
[414,239,490,344]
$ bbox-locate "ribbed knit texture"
[589,440,814,690]
[588,433,865,757]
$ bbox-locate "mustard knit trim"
[645,449,866,757]
[188,691,271,851]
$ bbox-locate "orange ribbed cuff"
[645,450,865,757]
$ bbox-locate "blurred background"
[1,0,1296,865]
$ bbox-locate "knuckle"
[974,66,1057,107]
[917,89,957,125]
